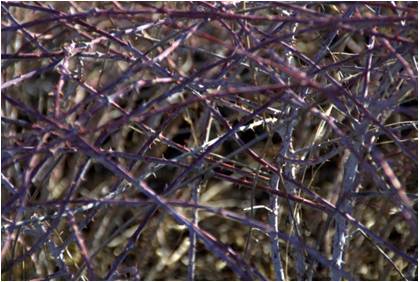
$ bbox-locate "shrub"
[1,2,417,280]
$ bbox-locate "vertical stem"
[276,112,306,280]
[269,9,299,269]
[188,180,200,280]
[272,11,306,279]
[331,150,358,281]
[188,107,212,280]
[331,29,376,281]
[269,173,286,281]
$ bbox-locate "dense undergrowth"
[1,1,418,280]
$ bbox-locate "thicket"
[1,1,418,280]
